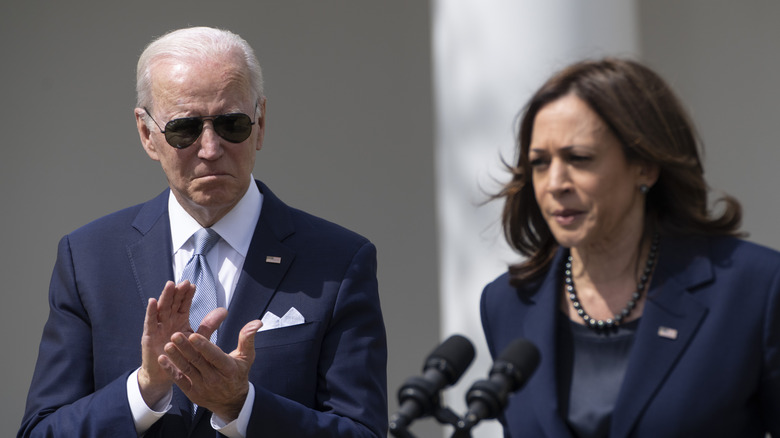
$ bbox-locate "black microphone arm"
[456,338,541,435]
[389,334,476,436]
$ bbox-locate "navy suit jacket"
[481,235,780,437]
[20,180,388,438]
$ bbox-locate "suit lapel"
[525,249,576,438]
[126,191,200,429]
[217,181,296,351]
[610,237,712,438]
[127,190,174,308]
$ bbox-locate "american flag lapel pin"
[265,256,282,264]
[657,326,678,340]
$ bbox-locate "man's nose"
[197,121,223,160]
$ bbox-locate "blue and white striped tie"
[180,228,221,343]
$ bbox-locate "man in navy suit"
[19,26,387,438]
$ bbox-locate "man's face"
[135,56,265,226]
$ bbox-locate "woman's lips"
[552,209,583,226]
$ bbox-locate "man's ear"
[255,97,267,152]
[135,108,160,161]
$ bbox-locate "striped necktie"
[180,228,221,343]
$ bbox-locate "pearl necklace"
[564,234,660,330]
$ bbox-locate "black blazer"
[481,235,780,437]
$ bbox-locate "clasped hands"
[138,280,262,422]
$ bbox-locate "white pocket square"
[258,307,305,332]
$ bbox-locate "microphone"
[460,338,540,431]
[389,335,476,433]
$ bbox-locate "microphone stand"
[388,426,416,438]
[433,405,461,431]
[449,416,477,438]
[388,404,463,438]
[450,428,473,438]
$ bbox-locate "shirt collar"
[168,177,263,257]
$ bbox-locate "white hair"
[136,26,264,111]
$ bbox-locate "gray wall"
[0,1,438,432]
[2,1,779,435]
[639,2,780,251]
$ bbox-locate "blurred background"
[2,2,778,437]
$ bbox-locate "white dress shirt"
[127,178,263,437]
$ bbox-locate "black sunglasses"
[144,104,258,149]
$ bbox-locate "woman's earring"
[639,184,650,194]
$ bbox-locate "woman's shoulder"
[485,248,567,294]
[483,269,550,297]
[717,235,780,256]
[666,234,780,275]
[481,264,559,317]
[694,234,780,261]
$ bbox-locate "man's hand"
[159,319,263,421]
[137,281,196,407]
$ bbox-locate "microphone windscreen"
[493,338,540,388]
[425,334,475,385]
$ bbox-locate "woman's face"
[529,93,655,252]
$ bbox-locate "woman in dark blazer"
[481,58,780,437]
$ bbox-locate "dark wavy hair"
[496,58,742,284]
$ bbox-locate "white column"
[432,1,639,436]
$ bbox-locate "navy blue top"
[557,315,640,438]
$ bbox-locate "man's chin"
[190,192,237,208]
[188,179,241,201]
